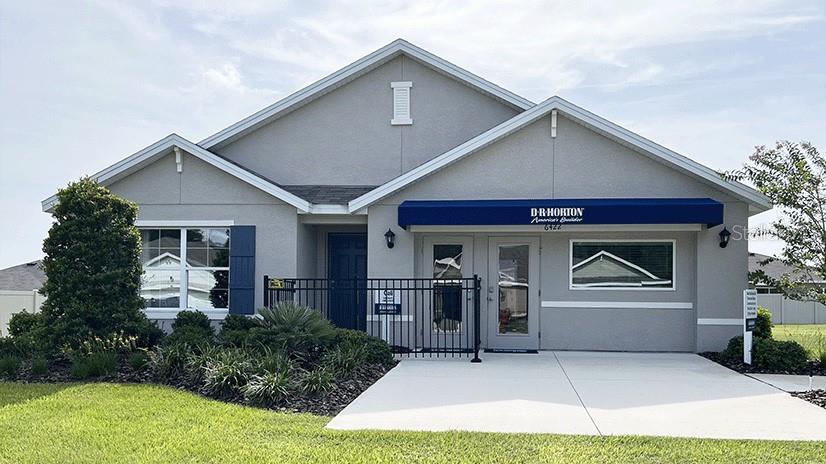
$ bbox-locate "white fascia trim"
[41,134,311,212]
[697,318,743,325]
[144,308,229,320]
[348,96,771,213]
[198,39,534,149]
[136,220,235,227]
[542,301,693,310]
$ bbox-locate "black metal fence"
[264,276,482,361]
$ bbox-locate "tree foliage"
[40,177,161,348]
[725,141,826,304]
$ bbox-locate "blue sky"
[1,0,824,269]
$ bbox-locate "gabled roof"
[41,134,312,212]
[348,96,772,214]
[198,39,535,149]
[280,185,377,205]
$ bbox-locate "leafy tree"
[725,141,826,304]
[40,177,162,349]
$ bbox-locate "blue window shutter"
[229,225,255,315]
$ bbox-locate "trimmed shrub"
[720,335,809,372]
[6,312,50,357]
[40,178,154,350]
[163,325,214,348]
[8,310,43,337]
[753,337,808,372]
[333,329,394,366]
[243,372,292,405]
[753,307,773,340]
[720,335,744,364]
[30,357,49,376]
[256,303,335,355]
[300,367,333,395]
[218,314,260,346]
[172,310,212,332]
[0,355,20,378]
[129,351,150,370]
[0,337,16,357]
[70,351,118,379]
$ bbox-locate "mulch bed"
[792,390,826,409]
[699,352,826,376]
[6,359,396,416]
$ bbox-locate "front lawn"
[774,324,826,358]
[1,383,825,464]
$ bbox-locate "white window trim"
[137,220,234,227]
[140,225,231,315]
[568,239,677,292]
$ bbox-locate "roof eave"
[348,96,772,214]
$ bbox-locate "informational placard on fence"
[743,289,757,364]
[373,289,402,315]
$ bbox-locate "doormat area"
[483,349,539,354]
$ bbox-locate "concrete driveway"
[326,351,826,440]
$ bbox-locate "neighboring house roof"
[349,96,772,214]
[749,252,825,285]
[571,251,671,287]
[41,134,313,213]
[0,260,46,291]
[198,39,535,150]
[280,185,378,205]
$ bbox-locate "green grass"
[1,382,825,464]
[774,324,826,360]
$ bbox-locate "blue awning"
[398,198,723,228]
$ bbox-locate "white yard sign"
[743,289,757,364]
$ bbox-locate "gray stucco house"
[42,39,770,353]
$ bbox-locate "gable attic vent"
[390,81,413,125]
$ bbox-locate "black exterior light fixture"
[384,228,396,249]
[719,227,731,248]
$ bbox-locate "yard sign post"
[374,289,401,343]
[743,289,757,364]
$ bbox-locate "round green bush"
[333,329,394,366]
[218,314,260,347]
[753,337,808,372]
[163,325,214,348]
[172,310,212,332]
[753,307,773,340]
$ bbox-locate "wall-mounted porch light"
[719,227,731,248]
[384,228,396,249]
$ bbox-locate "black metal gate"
[264,276,482,361]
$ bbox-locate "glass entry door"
[487,237,540,350]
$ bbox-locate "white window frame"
[568,239,677,292]
[139,222,233,319]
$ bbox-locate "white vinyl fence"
[0,290,45,336]
[758,294,826,325]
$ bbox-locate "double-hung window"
[570,240,674,290]
[140,227,230,312]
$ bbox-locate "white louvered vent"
[391,81,413,125]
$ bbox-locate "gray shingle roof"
[0,260,46,291]
[279,185,377,204]
[749,252,824,284]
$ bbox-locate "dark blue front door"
[328,233,367,330]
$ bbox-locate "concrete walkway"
[749,373,826,392]
[326,351,826,440]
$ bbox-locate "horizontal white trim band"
[542,301,693,309]
[136,220,235,227]
[0,290,40,295]
[697,318,743,326]
[144,308,229,320]
[407,224,703,233]
[366,315,413,322]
